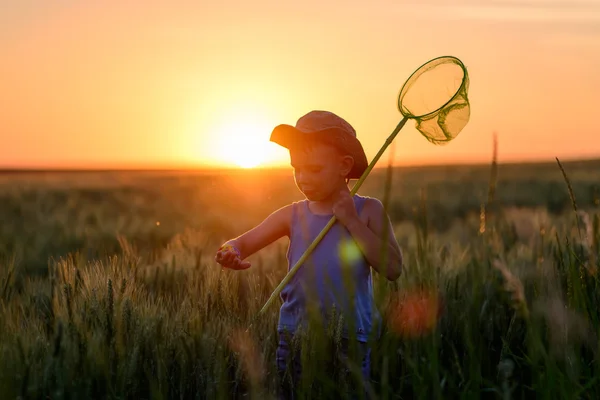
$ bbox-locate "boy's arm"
[219,204,292,263]
[339,197,403,281]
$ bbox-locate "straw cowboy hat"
[270,110,368,179]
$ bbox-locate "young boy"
[215,110,403,397]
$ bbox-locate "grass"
[0,159,599,399]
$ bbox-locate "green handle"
[255,116,409,319]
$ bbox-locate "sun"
[213,116,282,169]
[230,135,266,168]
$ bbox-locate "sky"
[1,0,599,169]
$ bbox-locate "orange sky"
[1,0,599,169]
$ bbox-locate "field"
[1,158,600,399]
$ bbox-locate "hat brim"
[270,124,368,180]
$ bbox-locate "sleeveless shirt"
[277,194,382,342]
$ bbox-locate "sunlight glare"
[213,115,282,169]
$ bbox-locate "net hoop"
[398,55,469,120]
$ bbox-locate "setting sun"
[212,116,284,169]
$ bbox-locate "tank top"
[277,194,382,342]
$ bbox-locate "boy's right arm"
[215,204,292,269]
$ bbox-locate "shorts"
[275,332,371,399]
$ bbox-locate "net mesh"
[398,56,470,145]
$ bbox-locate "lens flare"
[338,238,362,265]
[228,328,265,385]
[386,289,442,338]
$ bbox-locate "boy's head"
[270,110,369,200]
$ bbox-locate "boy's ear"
[339,154,355,178]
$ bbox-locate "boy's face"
[289,142,354,201]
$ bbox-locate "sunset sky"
[1,0,599,169]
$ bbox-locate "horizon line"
[1,156,599,174]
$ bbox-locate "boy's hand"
[333,190,360,228]
[215,244,251,270]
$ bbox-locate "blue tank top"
[278,194,382,342]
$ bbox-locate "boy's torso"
[278,195,381,341]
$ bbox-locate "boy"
[215,110,403,397]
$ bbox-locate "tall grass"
[0,161,599,398]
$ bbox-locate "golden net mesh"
[398,56,470,145]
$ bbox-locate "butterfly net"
[398,56,470,145]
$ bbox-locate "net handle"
[254,116,409,320]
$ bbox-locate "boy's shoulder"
[356,195,386,218]
[275,202,297,215]
[271,201,300,223]
[356,194,384,208]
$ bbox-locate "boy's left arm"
[334,193,403,281]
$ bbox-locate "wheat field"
[1,158,599,399]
